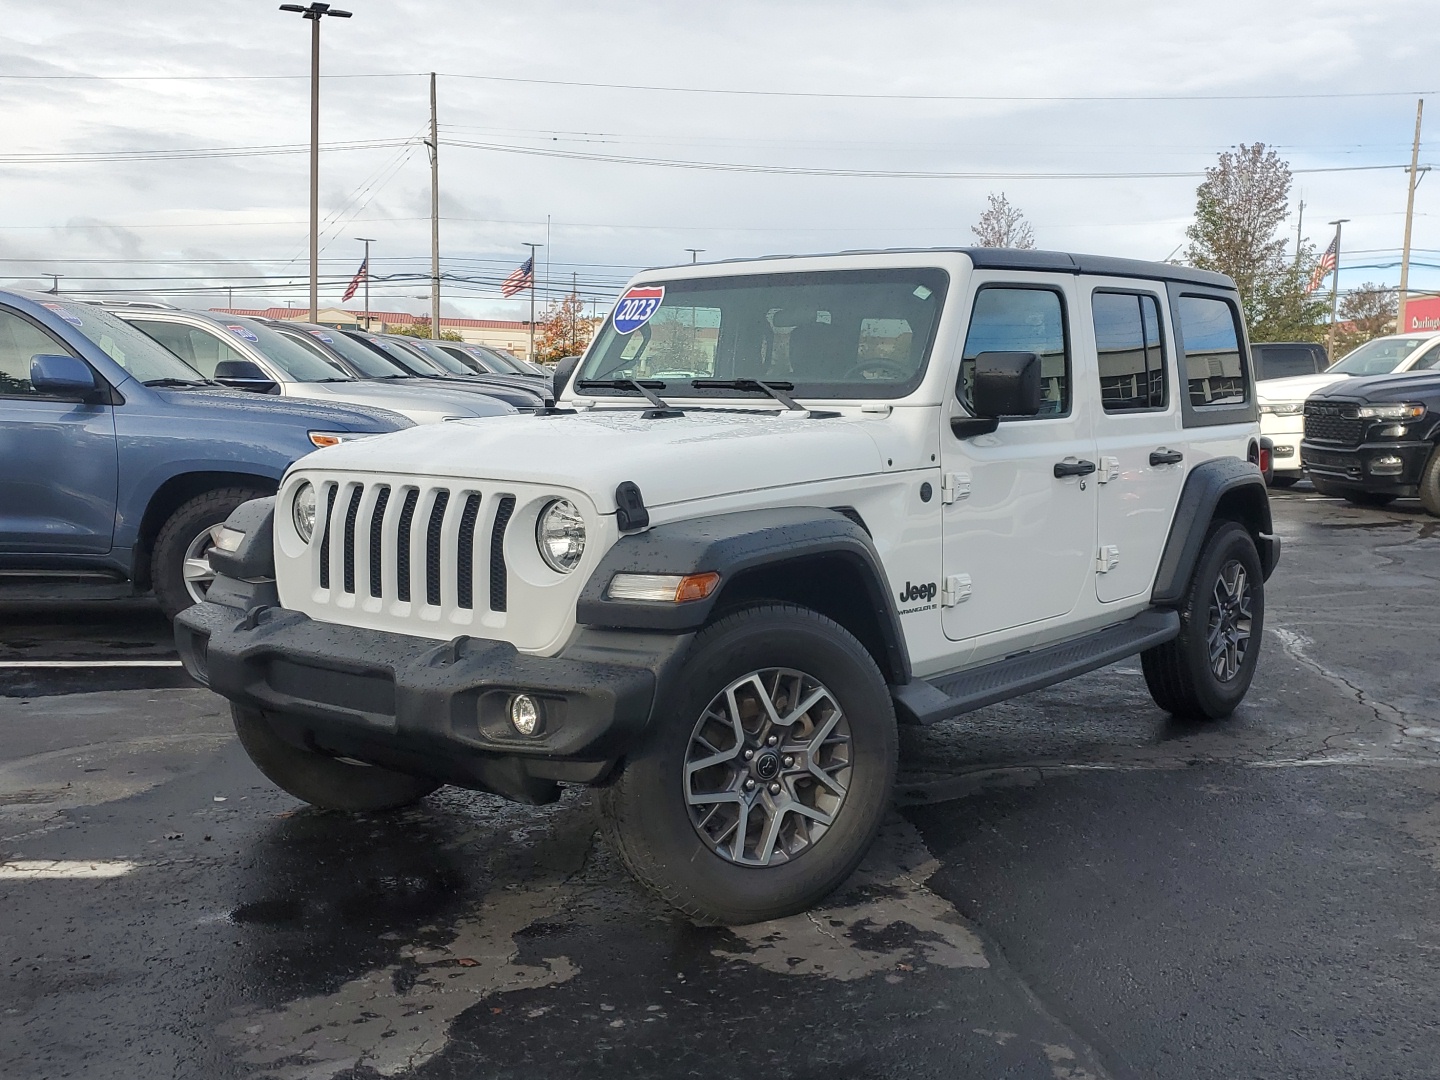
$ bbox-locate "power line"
[0,69,1431,102]
[443,138,1420,181]
[0,138,413,164]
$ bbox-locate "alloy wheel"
[1207,559,1253,682]
[181,524,226,604]
[684,668,853,867]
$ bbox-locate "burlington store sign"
[1400,295,1440,334]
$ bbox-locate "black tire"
[1267,474,1300,489]
[1142,521,1265,721]
[1419,446,1440,517]
[600,604,898,925]
[232,705,441,812]
[151,486,269,619]
[1342,490,1397,508]
[1308,476,1346,497]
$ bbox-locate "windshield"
[1254,345,1321,380]
[397,337,476,376]
[443,343,502,373]
[578,268,949,399]
[484,345,547,376]
[66,303,209,384]
[232,318,353,382]
[1329,336,1430,375]
[353,334,441,376]
[281,326,407,379]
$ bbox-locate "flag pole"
[1326,219,1349,360]
[355,237,375,330]
[524,242,542,362]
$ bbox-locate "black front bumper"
[176,599,691,804]
[1300,439,1432,494]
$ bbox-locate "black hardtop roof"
[678,247,1234,291]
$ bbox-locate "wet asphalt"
[3,486,1439,1080]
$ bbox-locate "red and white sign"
[1399,295,1440,334]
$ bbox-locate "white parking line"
[0,660,183,668]
[0,860,138,879]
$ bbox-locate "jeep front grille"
[1304,402,1364,447]
[314,480,512,614]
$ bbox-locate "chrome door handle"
[1149,448,1184,466]
[1053,459,1097,478]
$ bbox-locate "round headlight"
[292,481,317,544]
[536,498,585,573]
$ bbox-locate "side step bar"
[891,609,1180,725]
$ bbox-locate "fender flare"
[575,506,911,683]
[1151,458,1279,605]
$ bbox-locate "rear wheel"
[600,604,897,924]
[1142,521,1264,720]
[232,705,440,812]
[1419,446,1440,517]
[151,486,268,619]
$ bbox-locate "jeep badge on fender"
[175,247,1280,926]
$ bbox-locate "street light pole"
[47,274,62,295]
[1326,218,1350,361]
[524,242,543,362]
[685,248,705,263]
[355,237,375,329]
[280,3,351,323]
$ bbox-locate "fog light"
[1369,455,1404,476]
[509,694,542,736]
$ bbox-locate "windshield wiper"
[690,378,807,413]
[575,378,682,417]
[143,377,212,388]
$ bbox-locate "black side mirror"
[214,359,278,394]
[953,351,1042,437]
[30,354,100,400]
[552,354,582,398]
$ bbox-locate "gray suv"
[110,305,514,425]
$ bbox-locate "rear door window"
[1176,295,1247,407]
[1092,291,1167,411]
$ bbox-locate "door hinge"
[941,472,971,505]
[1095,545,1120,573]
[1097,456,1121,483]
[942,573,972,607]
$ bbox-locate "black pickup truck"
[1301,371,1440,513]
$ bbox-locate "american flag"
[1307,236,1338,294]
[341,256,367,303]
[501,256,534,298]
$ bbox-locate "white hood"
[1255,371,1351,403]
[304,407,889,513]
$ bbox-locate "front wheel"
[1343,491,1397,508]
[1142,521,1265,720]
[1418,445,1440,517]
[151,486,269,619]
[600,604,897,924]
[1267,474,1300,489]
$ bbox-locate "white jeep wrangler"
[177,249,1279,924]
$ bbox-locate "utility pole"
[685,248,705,263]
[1326,219,1350,361]
[524,242,543,362]
[570,270,578,353]
[427,72,440,339]
[355,237,375,329]
[1293,201,1304,269]
[280,3,352,323]
[1398,98,1425,329]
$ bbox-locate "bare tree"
[1335,283,1398,356]
[971,192,1035,249]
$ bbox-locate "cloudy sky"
[1,0,1437,320]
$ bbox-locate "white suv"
[1258,332,1440,485]
[176,249,1279,924]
